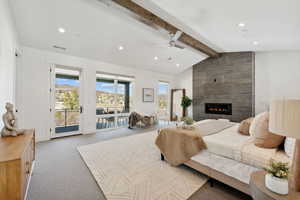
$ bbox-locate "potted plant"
[181,96,192,117]
[265,159,289,195]
[182,116,195,125]
[181,116,195,129]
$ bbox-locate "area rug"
[78,131,207,200]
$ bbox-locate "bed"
[183,122,290,195]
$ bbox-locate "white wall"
[175,67,193,117]
[17,47,175,142]
[0,0,19,129]
[255,51,300,114]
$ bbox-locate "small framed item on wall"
[143,88,154,102]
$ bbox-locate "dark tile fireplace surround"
[193,52,255,122]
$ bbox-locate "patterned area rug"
[78,131,207,200]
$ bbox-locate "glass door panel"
[96,79,116,115]
[158,81,170,121]
[96,116,115,129]
[96,78,116,130]
[54,68,81,136]
[116,115,129,127]
[96,74,133,130]
[117,80,131,113]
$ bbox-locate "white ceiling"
[149,0,300,52]
[9,0,206,75]
[9,0,300,75]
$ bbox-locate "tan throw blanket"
[155,120,235,166]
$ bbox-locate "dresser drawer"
[0,130,35,200]
[21,137,34,198]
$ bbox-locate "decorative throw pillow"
[238,117,254,135]
[249,112,285,148]
[284,137,296,158]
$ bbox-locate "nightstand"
[250,171,300,200]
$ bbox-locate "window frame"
[96,72,135,130]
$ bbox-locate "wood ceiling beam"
[110,0,219,57]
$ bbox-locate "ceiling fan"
[168,31,184,49]
[151,30,185,50]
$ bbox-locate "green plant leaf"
[181,96,192,108]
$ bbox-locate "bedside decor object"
[143,88,154,102]
[265,160,289,195]
[1,103,25,137]
[250,171,300,200]
[269,99,300,191]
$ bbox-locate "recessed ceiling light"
[58,28,66,33]
[154,56,158,60]
[253,41,259,45]
[118,46,124,51]
[176,64,180,67]
[238,23,245,28]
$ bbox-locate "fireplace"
[205,103,232,115]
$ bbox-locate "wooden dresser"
[0,129,35,200]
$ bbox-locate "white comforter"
[199,124,290,169]
[202,124,249,162]
[190,121,291,184]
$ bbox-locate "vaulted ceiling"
[9,0,300,74]
[148,0,300,52]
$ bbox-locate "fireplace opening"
[205,103,232,115]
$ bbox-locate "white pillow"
[218,119,230,122]
[249,112,266,137]
[284,137,296,158]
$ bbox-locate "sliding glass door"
[96,73,133,130]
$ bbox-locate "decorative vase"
[265,173,288,195]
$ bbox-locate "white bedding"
[189,120,291,185]
[191,151,259,184]
[202,124,249,161]
[190,149,290,184]
[199,123,290,169]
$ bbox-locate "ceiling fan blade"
[171,31,183,41]
[174,43,185,49]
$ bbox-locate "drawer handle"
[25,161,30,174]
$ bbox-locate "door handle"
[80,106,83,114]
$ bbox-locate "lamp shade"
[269,99,300,139]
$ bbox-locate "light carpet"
[78,130,208,200]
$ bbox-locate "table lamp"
[269,99,300,191]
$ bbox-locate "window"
[96,73,134,130]
[158,81,170,111]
